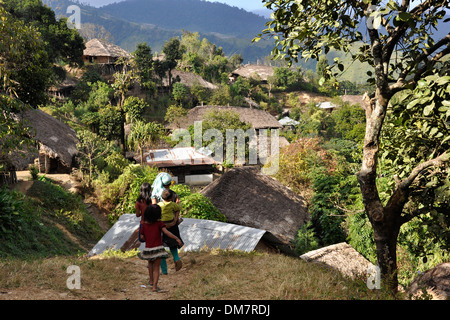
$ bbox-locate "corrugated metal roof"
[88,215,267,256]
[88,214,145,256]
[278,116,299,126]
[135,147,216,167]
[179,218,267,252]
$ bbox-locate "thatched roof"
[340,95,368,108]
[0,146,38,171]
[300,242,375,279]
[230,65,275,81]
[162,70,217,90]
[18,109,79,168]
[406,262,450,300]
[83,38,131,58]
[167,105,283,131]
[200,166,309,243]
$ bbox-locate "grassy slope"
[0,250,393,300]
[0,179,102,259]
[0,178,395,300]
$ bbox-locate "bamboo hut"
[82,39,131,74]
[162,70,218,91]
[167,105,283,131]
[406,262,450,300]
[200,166,309,244]
[229,65,275,83]
[17,109,79,174]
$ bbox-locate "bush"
[294,221,319,255]
[96,164,160,223]
[171,184,226,222]
[180,193,226,222]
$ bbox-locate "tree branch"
[389,34,450,93]
[399,152,450,191]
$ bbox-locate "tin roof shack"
[317,101,337,113]
[88,215,294,257]
[135,147,216,185]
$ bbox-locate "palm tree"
[127,120,163,165]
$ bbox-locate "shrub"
[171,184,226,222]
[180,193,226,222]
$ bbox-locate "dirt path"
[5,172,192,300]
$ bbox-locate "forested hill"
[98,0,269,38]
[44,0,274,62]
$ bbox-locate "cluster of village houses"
[9,39,444,296]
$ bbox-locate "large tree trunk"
[357,87,402,293]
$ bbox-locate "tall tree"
[162,37,186,94]
[0,1,49,164]
[256,0,450,292]
[133,43,156,96]
[112,60,136,155]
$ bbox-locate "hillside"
[44,0,275,62]
[99,0,268,38]
[0,173,395,301]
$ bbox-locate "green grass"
[0,180,103,259]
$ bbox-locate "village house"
[228,64,275,84]
[19,108,79,174]
[82,38,131,74]
[200,166,309,245]
[134,147,216,185]
[167,105,283,131]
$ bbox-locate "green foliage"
[179,193,226,222]
[330,103,366,141]
[294,221,319,255]
[271,137,338,194]
[5,0,85,68]
[0,4,52,106]
[347,211,377,263]
[171,184,225,222]
[127,120,163,164]
[123,96,147,123]
[0,182,102,258]
[165,104,188,128]
[77,130,114,187]
[97,165,160,223]
[0,187,25,236]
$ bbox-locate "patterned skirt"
[138,246,169,261]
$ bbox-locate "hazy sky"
[83,0,266,11]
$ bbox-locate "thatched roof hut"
[167,105,283,131]
[300,242,375,279]
[82,38,131,64]
[162,70,217,90]
[406,262,450,300]
[229,65,275,83]
[17,109,79,173]
[200,166,309,243]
